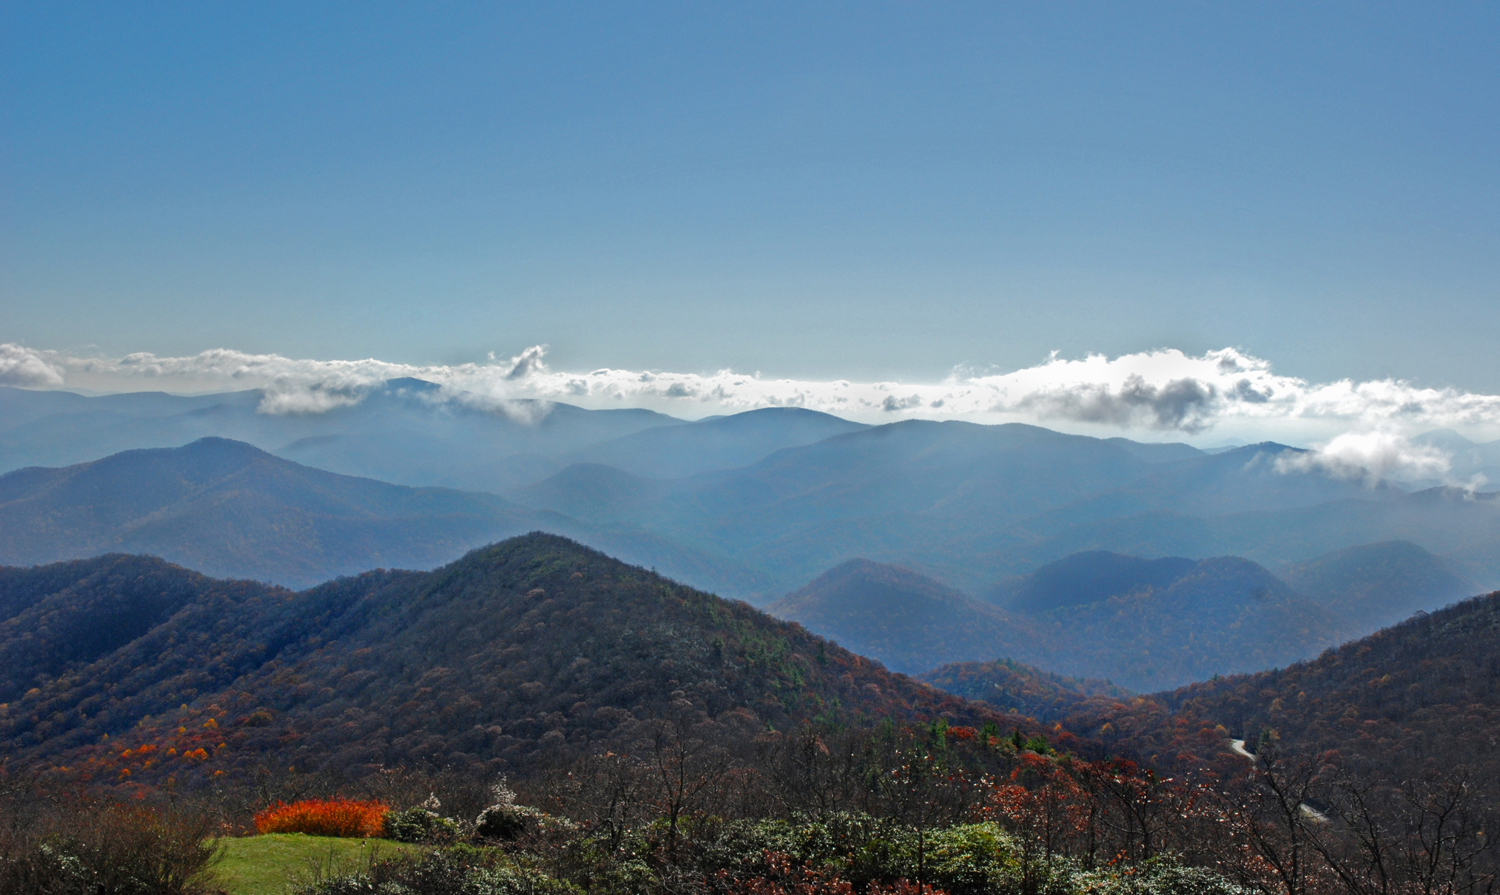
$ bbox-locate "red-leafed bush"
[253,798,389,838]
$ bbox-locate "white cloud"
[9,343,1500,451]
[1273,430,1454,485]
[0,344,65,388]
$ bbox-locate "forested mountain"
[0,535,1025,786]
[1157,588,1500,781]
[1022,556,1338,689]
[771,555,1339,690]
[920,658,1129,723]
[0,438,768,592]
[968,581,1500,880]
[923,581,1500,808]
[0,555,257,703]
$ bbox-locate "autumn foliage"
[253,797,388,837]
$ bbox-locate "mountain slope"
[0,437,556,586]
[768,560,1027,674]
[920,658,1131,723]
[1020,556,1338,690]
[0,535,1020,783]
[985,551,1198,612]
[0,555,263,703]
[1119,588,1500,790]
[1279,540,1478,630]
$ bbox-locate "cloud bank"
[3,342,1499,482]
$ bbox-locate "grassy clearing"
[211,834,427,895]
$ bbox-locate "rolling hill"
[0,535,1023,784]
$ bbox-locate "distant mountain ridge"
[6,385,1500,603]
[512,426,1500,599]
[768,559,1022,675]
[0,383,872,492]
[0,437,770,592]
[0,381,683,493]
[769,554,1338,690]
[774,540,1480,690]
[567,406,870,478]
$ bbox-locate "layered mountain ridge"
[771,541,1484,690]
[7,382,1499,606]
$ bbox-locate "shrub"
[474,803,545,841]
[1072,858,1252,895]
[253,798,388,838]
[295,849,577,895]
[0,794,220,895]
[383,806,462,844]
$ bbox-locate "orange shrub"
[253,798,389,838]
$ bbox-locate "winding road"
[1226,738,1330,823]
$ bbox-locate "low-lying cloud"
[5,343,1500,456]
[1274,430,1456,486]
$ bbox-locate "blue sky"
[3,2,1499,392]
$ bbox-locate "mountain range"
[511,422,1500,599]
[770,543,1483,690]
[7,381,1500,606]
[0,437,768,592]
[0,534,1017,784]
[0,382,859,494]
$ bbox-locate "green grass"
[210,834,428,895]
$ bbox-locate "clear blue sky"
[4,2,1498,388]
